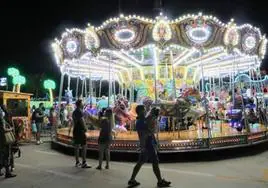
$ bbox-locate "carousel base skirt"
[54,123,268,155]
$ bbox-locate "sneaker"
[157,179,171,187]
[36,141,40,145]
[96,166,102,170]
[40,140,43,144]
[81,162,91,169]
[75,161,81,167]
[128,179,140,187]
[5,173,17,179]
[105,165,109,169]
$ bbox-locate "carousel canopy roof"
[51,13,267,81]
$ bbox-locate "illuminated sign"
[0,77,7,86]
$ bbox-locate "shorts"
[138,147,159,163]
[36,123,43,133]
[73,133,87,146]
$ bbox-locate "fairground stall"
[51,13,268,153]
[0,90,32,141]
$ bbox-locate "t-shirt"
[136,118,157,151]
[72,108,86,136]
[35,108,44,123]
[98,118,112,143]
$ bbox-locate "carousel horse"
[158,96,204,129]
[113,99,131,132]
[181,88,201,102]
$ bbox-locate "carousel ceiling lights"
[244,36,257,49]
[66,40,78,53]
[114,28,136,43]
[186,27,212,44]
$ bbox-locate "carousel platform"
[52,123,268,154]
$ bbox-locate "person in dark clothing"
[35,103,45,145]
[71,100,91,168]
[0,106,16,178]
[128,105,171,187]
[96,108,114,170]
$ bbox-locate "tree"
[12,75,26,93]
[7,67,20,91]
[44,79,56,106]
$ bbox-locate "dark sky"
[1,0,268,83]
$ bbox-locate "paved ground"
[1,143,268,188]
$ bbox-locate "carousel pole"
[232,58,235,106]
[75,77,79,100]
[67,75,71,92]
[209,76,212,96]
[198,66,201,92]
[99,79,102,98]
[58,73,65,106]
[153,47,158,104]
[88,61,92,103]
[57,72,65,135]
[108,55,111,107]
[249,67,252,91]
[84,78,87,98]
[201,64,205,94]
[212,76,215,94]
[229,70,232,92]
[170,50,176,99]
[113,68,116,103]
[125,84,127,99]
[130,66,133,103]
[153,46,160,143]
[218,68,221,89]
[81,79,85,98]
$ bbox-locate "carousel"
[51,12,268,153]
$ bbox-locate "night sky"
[1,0,267,95]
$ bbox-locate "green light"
[7,67,20,77]
[12,75,26,85]
[44,79,56,90]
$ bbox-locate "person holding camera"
[128,105,171,187]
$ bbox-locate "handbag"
[4,130,16,145]
[32,123,37,133]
